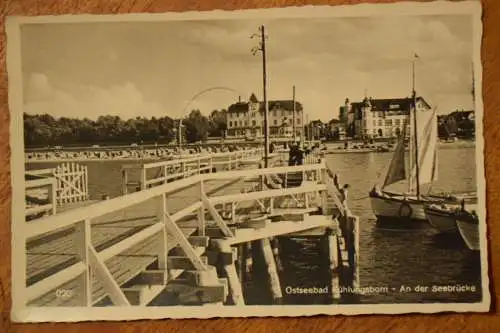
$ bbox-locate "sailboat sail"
[382,122,408,188]
[409,107,438,192]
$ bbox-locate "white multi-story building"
[226,93,304,139]
[339,96,432,139]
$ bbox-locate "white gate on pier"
[26,162,89,205]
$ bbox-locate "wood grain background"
[1,0,499,332]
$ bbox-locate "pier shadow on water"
[358,219,483,304]
[243,237,334,305]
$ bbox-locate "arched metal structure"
[177,86,245,149]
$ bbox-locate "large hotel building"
[226,93,304,139]
[339,96,432,139]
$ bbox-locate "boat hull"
[456,218,480,251]
[369,193,427,225]
[424,206,458,233]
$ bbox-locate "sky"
[20,14,475,122]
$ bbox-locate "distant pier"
[21,148,359,307]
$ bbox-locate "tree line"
[23,109,228,147]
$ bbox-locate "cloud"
[24,73,165,120]
[21,15,474,123]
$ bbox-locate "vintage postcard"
[7,0,489,322]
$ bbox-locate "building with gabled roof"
[226,93,304,139]
[339,95,432,139]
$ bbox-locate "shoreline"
[24,143,475,165]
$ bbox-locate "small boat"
[424,203,458,233]
[456,207,480,251]
[424,195,477,233]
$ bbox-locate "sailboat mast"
[412,59,421,198]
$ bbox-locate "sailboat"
[369,92,441,224]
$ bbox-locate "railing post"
[141,167,147,191]
[74,218,92,306]
[84,165,89,200]
[122,169,128,195]
[198,157,201,174]
[198,180,206,236]
[49,178,57,215]
[156,193,168,270]
[163,165,168,184]
[321,166,328,214]
[182,161,186,178]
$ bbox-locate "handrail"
[122,148,263,170]
[25,162,326,239]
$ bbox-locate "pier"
[21,148,359,307]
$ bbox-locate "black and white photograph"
[7,0,489,322]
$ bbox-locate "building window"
[395,119,401,126]
[281,110,285,117]
[297,119,301,124]
[274,120,278,125]
[240,121,243,127]
[385,119,392,126]
[273,110,277,117]
[252,120,256,126]
[378,120,383,126]
[229,121,232,127]
[245,120,248,126]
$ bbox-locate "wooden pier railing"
[25,177,57,220]
[19,157,358,309]
[121,148,264,194]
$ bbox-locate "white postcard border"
[6,0,489,322]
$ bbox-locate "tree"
[208,109,227,138]
[184,109,210,143]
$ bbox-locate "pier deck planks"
[26,164,261,306]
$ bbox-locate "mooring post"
[325,228,340,300]
[261,238,283,303]
[244,242,253,281]
[237,243,244,283]
[271,237,283,272]
[352,216,360,289]
[213,240,244,306]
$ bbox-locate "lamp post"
[251,25,270,168]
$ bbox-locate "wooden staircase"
[93,230,227,306]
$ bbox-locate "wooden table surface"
[1,0,499,332]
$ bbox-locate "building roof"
[227,92,303,113]
[249,93,259,103]
[348,96,431,113]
